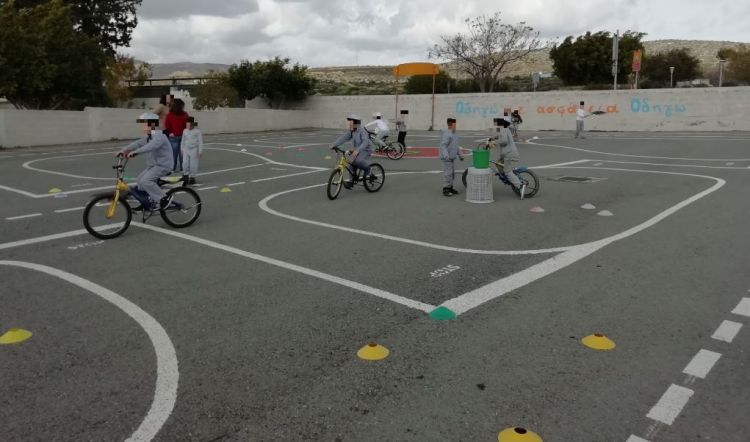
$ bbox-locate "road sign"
[632,50,642,72]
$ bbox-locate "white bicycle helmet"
[136,112,160,125]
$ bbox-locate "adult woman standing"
[164,98,189,172]
[152,94,173,129]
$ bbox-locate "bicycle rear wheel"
[364,164,385,192]
[83,194,132,239]
[327,168,344,200]
[160,187,202,228]
[512,170,540,198]
[386,142,405,160]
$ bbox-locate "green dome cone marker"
[429,306,456,321]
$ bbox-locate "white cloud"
[125,0,750,66]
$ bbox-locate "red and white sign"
[632,50,643,72]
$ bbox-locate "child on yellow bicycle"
[329,114,373,188]
[118,112,174,209]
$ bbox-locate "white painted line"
[0,227,114,251]
[6,213,43,221]
[441,167,725,314]
[252,170,326,183]
[71,183,93,188]
[533,159,591,169]
[22,151,114,180]
[711,320,743,343]
[195,163,265,176]
[281,142,327,149]
[626,436,650,442]
[528,139,750,162]
[0,183,40,198]
[731,298,750,317]
[133,223,435,313]
[0,261,177,442]
[682,349,721,379]
[196,186,218,191]
[54,206,86,213]
[260,167,725,261]
[226,182,246,187]
[204,145,325,171]
[590,159,749,170]
[646,384,694,425]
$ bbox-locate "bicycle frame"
[106,157,131,219]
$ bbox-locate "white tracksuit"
[181,128,203,176]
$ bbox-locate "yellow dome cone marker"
[357,342,389,361]
[498,427,542,442]
[220,187,232,193]
[48,188,62,194]
[324,155,332,160]
[582,333,616,350]
[0,328,33,345]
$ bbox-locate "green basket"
[472,149,490,169]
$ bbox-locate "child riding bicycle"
[492,118,524,198]
[117,112,174,210]
[329,114,374,188]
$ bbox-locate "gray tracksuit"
[439,129,462,187]
[496,127,522,188]
[181,128,203,177]
[120,130,173,201]
[333,126,373,177]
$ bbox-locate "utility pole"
[612,30,619,90]
[670,66,675,88]
[719,59,726,87]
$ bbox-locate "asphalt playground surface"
[1,128,750,442]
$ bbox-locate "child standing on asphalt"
[439,117,463,196]
[181,117,203,185]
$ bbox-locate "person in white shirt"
[575,101,588,139]
[365,112,391,146]
[181,117,204,185]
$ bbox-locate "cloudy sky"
[123,0,750,67]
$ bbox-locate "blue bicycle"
[461,138,540,199]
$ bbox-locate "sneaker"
[159,195,173,209]
[443,187,453,197]
[343,180,353,189]
[189,177,197,185]
[449,187,459,195]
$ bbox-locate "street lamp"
[669,66,675,88]
[719,59,727,87]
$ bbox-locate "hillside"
[147,39,746,94]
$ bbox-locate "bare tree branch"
[429,12,542,92]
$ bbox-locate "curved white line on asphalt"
[259,168,725,256]
[21,146,314,181]
[441,167,725,314]
[0,261,178,442]
[529,138,750,162]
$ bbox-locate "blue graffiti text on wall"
[630,98,687,117]
[455,101,501,118]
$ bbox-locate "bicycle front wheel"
[386,142,405,160]
[327,168,344,200]
[160,187,202,228]
[512,170,540,198]
[364,164,385,193]
[83,194,132,239]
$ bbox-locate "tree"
[193,71,240,110]
[718,45,750,85]
[104,53,151,105]
[640,48,701,87]
[0,0,108,109]
[550,31,645,85]
[404,72,455,94]
[227,57,315,107]
[429,12,542,92]
[1,0,142,55]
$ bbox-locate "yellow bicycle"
[83,155,202,239]
[326,147,385,200]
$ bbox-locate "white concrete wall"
[0,107,312,147]
[299,87,750,132]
